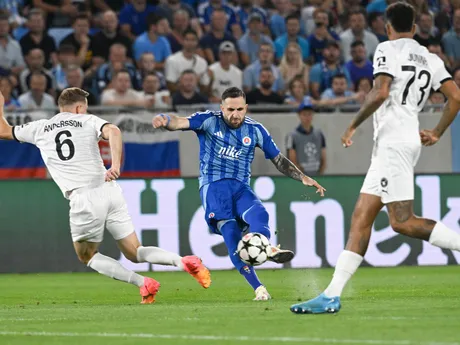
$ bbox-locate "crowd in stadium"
[0,0,459,111]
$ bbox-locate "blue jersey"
[186,111,280,188]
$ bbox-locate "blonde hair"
[279,43,309,91]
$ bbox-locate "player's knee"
[77,251,96,265]
[124,251,139,263]
[244,203,269,226]
[389,217,412,234]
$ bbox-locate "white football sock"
[87,253,144,288]
[324,250,363,298]
[136,246,184,270]
[429,221,460,251]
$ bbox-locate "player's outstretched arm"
[342,74,392,147]
[0,91,14,140]
[102,124,122,181]
[152,114,190,131]
[271,153,326,196]
[420,80,460,146]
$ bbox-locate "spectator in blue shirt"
[133,13,172,69]
[274,15,310,62]
[238,13,273,67]
[320,74,363,106]
[235,0,267,33]
[345,41,373,87]
[367,12,388,43]
[243,42,284,94]
[198,8,239,65]
[442,9,460,69]
[119,0,156,41]
[309,40,352,99]
[307,8,340,63]
[198,0,241,39]
[270,0,306,39]
[0,76,21,109]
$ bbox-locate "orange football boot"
[139,277,160,304]
[182,256,211,288]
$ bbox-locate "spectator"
[442,9,460,69]
[238,13,273,67]
[172,70,209,108]
[32,0,78,29]
[20,9,57,70]
[243,43,284,94]
[308,8,341,63]
[0,12,26,76]
[155,16,172,38]
[345,40,373,86]
[95,43,139,94]
[274,15,310,61]
[246,67,285,105]
[91,10,133,66]
[428,41,452,72]
[209,41,243,103]
[309,40,351,99]
[137,52,167,90]
[270,0,298,39]
[340,9,379,62]
[52,44,76,92]
[93,0,125,13]
[165,29,210,94]
[60,13,94,70]
[0,76,21,110]
[198,8,239,65]
[414,12,441,47]
[56,64,97,105]
[119,0,156,41]
[279,42,309,92]
[355,77,372,95]
[284,77,312,106]
[156,0,197,27]
[426,90,445,112]
[18,72,55,109]
[133,13,172,69]
[301,0,325,36]
[198,0,240,38]
[366,0,397,14]
[367,12,388,42]
[19,48,55,96]
[167,9,202,54]
[320,74,363,105]
[235,0,268,34]
[286,100,326,176]
[0,0,27,28]
[138,72,171,109]
[100,69,150,107]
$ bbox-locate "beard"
[261,81,272,90]
[223,116,244,129]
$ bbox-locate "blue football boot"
[290,293,341,314]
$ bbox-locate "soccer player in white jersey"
[291,1,460,314]
[0,87,211,304]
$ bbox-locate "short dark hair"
[221,87,246,102]
[285,14,300,24]
[386,1,415,33]
[28,8,44,19]
[180,69,196,78]
[58,44,76,55]
[367,12,382,27]
[72,13,90,25]
[349,8,365,18]
[146,12,162,30]
[114,69,131,78]
[332,73,347,82]
[260,66,273,74]
[58,87,88,107]
[183,29,198,39]
[351,40,364,48]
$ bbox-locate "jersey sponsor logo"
[214,131,224,138]
[242,136,251,146]
[43,120,83,133]
[208,212,215,218]
[218,145,243,160]
[377,56,386,67]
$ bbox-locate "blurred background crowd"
[1,0,459,112]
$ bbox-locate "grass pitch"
[0,266,459,345]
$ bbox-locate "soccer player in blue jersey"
[153,87,325,300]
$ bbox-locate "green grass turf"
[0,266,459,345]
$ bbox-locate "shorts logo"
[208,212,215,219]
[380,178,388,188]
[242,136,251,146]
[242,265,251,274]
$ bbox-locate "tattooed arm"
[270,153,326,196]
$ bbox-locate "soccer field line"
[0,331,459,345]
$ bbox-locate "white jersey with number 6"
[372,38,451,144]
[13,112,108,198]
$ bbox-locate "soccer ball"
[237,233,271,266]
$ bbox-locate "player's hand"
[105,166,120,182]
[341,127,355,148]
[302,176,326,197]
[152,114,169,128]
[420,129,440,146]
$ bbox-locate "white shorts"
[69,181,134,243]
[360,143,421,204]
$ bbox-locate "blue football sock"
[218,219,263,290]
[243,204,271,240]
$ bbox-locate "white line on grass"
[0,331,458,345]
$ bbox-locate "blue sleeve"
[186,111,215,132]
[309,64,321,84]
[300,38,310,59]
[274,39,284,60]
[118,6,131,25]
[228,8,237,27]
[133,39,143,62]
[442,35,454,58]
[202,7,211,25]
[343,68,353,88]
[255,125,280,159]
[238,37,248,54]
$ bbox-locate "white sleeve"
[13,120,45,145]
[100,90,114,105]
[164,57,178,83]
[88,115,109,138]
[431,56,452,91]
[373,43,397,79]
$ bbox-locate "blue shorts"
[200,179,262,235]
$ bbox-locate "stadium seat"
[48,28,74,47]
